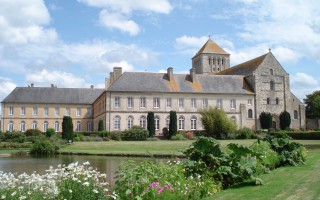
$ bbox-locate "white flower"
[11,191,16,196]
[83,182,90,186]
[19,196,27,200]
[1,195,6,199]
[93,189,99,193]
[69,189,72,193]
[83,161,90,165]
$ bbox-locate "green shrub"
[0,142,32,149]
[200,107,236,139]
[25,128,43,137]
[123,126,148,141]
[99,130,110,138]
[30,139,56,155]
[82,136,104,141]
[169,111,177,138]
[250,141,280,170]
[98,119,104,131]
[62,116,74,142]
[280,111,291,130]
[259,112,272,129]
[110,131,123,141]
[236,127,256,139]
[1,131,26,143]
[147,112,155,137]
[46,128,56,138]
[171,133,186,140]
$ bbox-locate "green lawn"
[205,149,320,200]
[59,139,320,156]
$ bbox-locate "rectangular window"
[191,118,197,130]
[9,107,14,115]
[155,117,160,130]
[216,99,223,109]
[248,99,252,105]
[8,123,14,132]
[231,99,236,109]
[44,107,49,116]
[87,122,92,132]
[76,108,81,116]
[191,98,196,109]
[20,122,25,132]
[54,122,59,132]
[87,108,92,117]
[140,97,146,108]
[55,107,60,116]
[33,107,38,116]
[166,98,172,108]
[114,97,120,108]
[154,97,160,108]
[20,107,25,116]
[127,97,133,108]
[76,122,81,132]
[202,99,208,108]
[178,98,184,108]
[66,107,71,116]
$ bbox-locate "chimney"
[109,72,114,86]
[113,67,122,81]
[167,67,173,81]
[190,68,196,82]
[90,85,94,89]
[31,83,34,87]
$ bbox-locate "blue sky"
[1,0,320,113]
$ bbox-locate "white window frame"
[114,97,120,108]
[20,107,25,116]
[140,97,146,108]
[32,121,37,129]
[191,117,197,130]
[76,121,81,132]
[140,116,146,129]
[65,108,71,116]
[44,107,49,116]
[166,98,172,108]
[55,107,60,117]
[248,99,252,105]
[202,99,208,108]
[216,99,223,109]
[76,108,81,116]
[230,99,236,109]
[154,116,160,130]
[178,116,185,130]
[87,122,92,132]
[127,97,133,108]
[114,116,121,130]
[154,97,160,108]
[20,121,26,132]
[127,116,133,129]
[87,108,92,117]
[33,107,38,116]
[54,121,59,132]
[178,98,184,108]
[43,121,48,132]
[8,121,14,132]
[191,98,196,109]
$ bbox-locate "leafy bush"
[62,116,74,142]
[250,141,280,171]
[25,128,43,137]
[1,131,26,143]
[0,142,32,149]
[30,139,57,155]
[46,128,56,138]
[99,130,110,138]
[200,107,236,139]
[259,112,272,129]
[184,131,196,140]
[109,131,123,141]
[236,127,256,139]
[82,136,104,142]
[280,111,291,130]
[171,133,186,140]
[123,126,148,141]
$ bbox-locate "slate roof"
[2,87,105,104]
[108,72,253,94]
[218,53,269,76]
[193,39,229,58]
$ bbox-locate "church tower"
[192,38,230,74]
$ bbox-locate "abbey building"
[1,39,305,133]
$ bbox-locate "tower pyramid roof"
[194,39,229,57]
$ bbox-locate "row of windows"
[208,57,226,66]
[8,107,92,117]
[266,98,280,105]
[113,115,198,131]
[7,121,92,132]
[114,98,253,109]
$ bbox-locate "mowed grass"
[205,149,320,200]
[59,139,320,155]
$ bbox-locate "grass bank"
[59,139,320,156]
[206,149,320,200]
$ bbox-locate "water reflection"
[0,155,164,185]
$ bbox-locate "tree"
[98,119,104,131]
[304,90,320,119]
[62,116,74,142]
[147,112,155,137]
[200,107,236,139]
[259,112,272,129]
[279,111,291,130]
[169,111,177,138]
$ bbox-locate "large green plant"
[147,112,155,137]
[279,111,291,130]
[259,112,272,129]
[98,119,104,131]
[200,107,236,138]
[169,110,177,138]
[304,90,320,118]
[62,116,74,142]
[122,125,148,141]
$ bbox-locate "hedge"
[269,131,320,140]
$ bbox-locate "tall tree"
[62,116,74,142]
[169,111,177,138]
[259,112,272,129]
[147,112,155,137]
[304,90,320,119]
[98,119,104,131]
[279,111,291,130]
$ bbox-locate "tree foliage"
[169,110,177,138]
[304,90,320,119]
[200,107,236,139]
[279,111,291,130]
[98,119,104,131]
[147,112,155,137]
[259,112,272,129]
[62,116,74,142]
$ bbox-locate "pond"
[0,154,166,185]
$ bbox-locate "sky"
[1,0,320,114]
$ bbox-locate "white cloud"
[290,72,320,100]
[99,10,140,35]
[0,77,17,114]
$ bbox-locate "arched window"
[270,80,275,90]
[76,121,81,132]
[276,98,279,105]
[270,69,273,75]
[248,109,253,119]
[140,116,146,129]
[154,116,160,130]
[43,121,48,132]
[178,116,185,130]
[267,98,270,104]
[32,121,37,129]
[294,110,298,119]
[20,121,26,132]
[191,116,197,130]
[127,116,133,129]
[54,121,59,132]
[114,116,121,130]
[8,121,14,132]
